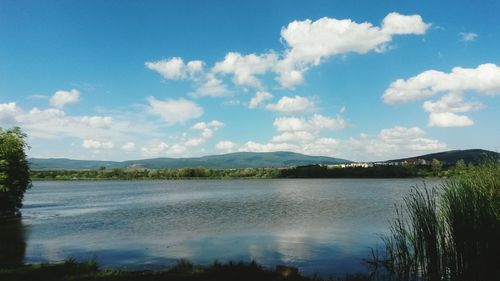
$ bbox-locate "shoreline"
[0,259,372,281]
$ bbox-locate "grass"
[371,161,499,281]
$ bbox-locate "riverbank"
[0,259,370,281]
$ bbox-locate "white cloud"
[191,120,224,130]
[309,114,347,130]
[266,96,315,113]
[145,57,204,80]
[249,91,273,108]
[185,120,224,147]
[383,63,500,104]
[231,113,347,156]
[459,32,478,42]
[240,141,299,153]
[0,102,19,123]
[343,126,446,160]
[383,64,499,127]
[121,142,135,151]
[428,112,474,127]
[189,73,231,97]
[212,52,278,88]
[277,13,430,88]
[273,114,346,132]
[215,140,236,152]
[0,102,159,146]
[271,131,315,142]
[50,89,80,108]
[185,138,205,147]
[141,142,187,157]
[208,120,224,128]
[423,93,483,113]
[147,13,429,92]
[273,116,311,132]
[82,139,114,150]
[80,116,113,128]
[381,12,430,35]
[147,97,203,125]
[226,125,444,160]
[167,144,187,155]
[141,142,169,156]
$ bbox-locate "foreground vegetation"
[31,160,466,180]
[371,161,499,281]
[0,127,31,219]
[0,259,372,281]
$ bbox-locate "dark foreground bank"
[0,259,371,281]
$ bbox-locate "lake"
[4,179,441,277]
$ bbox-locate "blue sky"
[1,0,499,161]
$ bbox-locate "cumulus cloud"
[266,96,315,112]
[276,13,430,88]
[428,112,474,127]
[189,73,231,97]
[145,57,204,80]
[383,63,499,127]
[383,63,500,104]
[215,140,236,152]
[381,12,430,35]
[82,139,114,150]
[139,119,225,156]
[213,52,278,88]
[459,32,478,42]
[240,141,299,153]
[249,91,273,108]
[150,13,429,92]
[274,114,346,132]
[271,131,315,142]
[230,113,348,156]
[422,92,483,114]
[121,142,136,151]
[226,124,444,160]
[80,116,113,128]
[147,97,203,125]
[0,101,162,153]
[50,89,80,108]
[342,126,446,160]
[0,102,19,123]
[186,120,224,146]
[141,142,170,156]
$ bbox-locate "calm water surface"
[11,179,441,276]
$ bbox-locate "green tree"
[431,158,442,176]
[0,127,31,219]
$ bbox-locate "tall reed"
[376,161,499,281]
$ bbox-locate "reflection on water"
[0,218,27,266]
[17,179,440,276]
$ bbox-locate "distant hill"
[387,149,498,164]
[29,151,351,170]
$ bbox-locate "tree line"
[30,160,470,180]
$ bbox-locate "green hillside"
[29,151,351,170]
[387,149,498,164]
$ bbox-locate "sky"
[1,0,499,162]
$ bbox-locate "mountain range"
[28,151,350,170]
[28,149,497,170]
[387,149,498,164]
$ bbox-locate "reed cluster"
[376,161,499,281]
